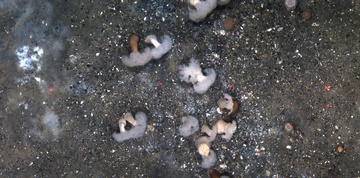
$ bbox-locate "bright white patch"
[15,45,44,71]
[24,103,29,110]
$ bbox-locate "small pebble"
[223,17,235,31]
[337,144,344,153]
[284,122,294,133]
[301,11,312,20]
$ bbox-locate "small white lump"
[122,33,172,67]
[188,0,231,22]
[201,125,217,142]
[196,136,212,156]
[195,136,217,168]
[217,120,237,141]
[200,149,217,168]
[179,115,199,137]
[179,58,217,94]
[112,111,148,143]
[217,93,239,115]
[284,0,297,11]
[202,119,237,141]
[193,68,216,94]
[145,35,173,59]
[121,48,153,67]
[188,0,217,22]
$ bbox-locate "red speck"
[49,87,54,93]
[50,106,55,111]
[323,85,330,91]
[229,84,233,90]
[326,103,331,108]
[159,82,163,87]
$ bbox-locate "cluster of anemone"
[121,33,173,67]
[177,94,239,168]
[115,0,238,172]
[112,112,148,143]
[112,0,306,174]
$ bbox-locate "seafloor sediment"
[0,0,359,177]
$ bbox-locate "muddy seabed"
[0,0,360,177]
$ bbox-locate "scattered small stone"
[337,144,344,154]
[301,11,312,20]
[223,17,235,31]
[284,122,294,133]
